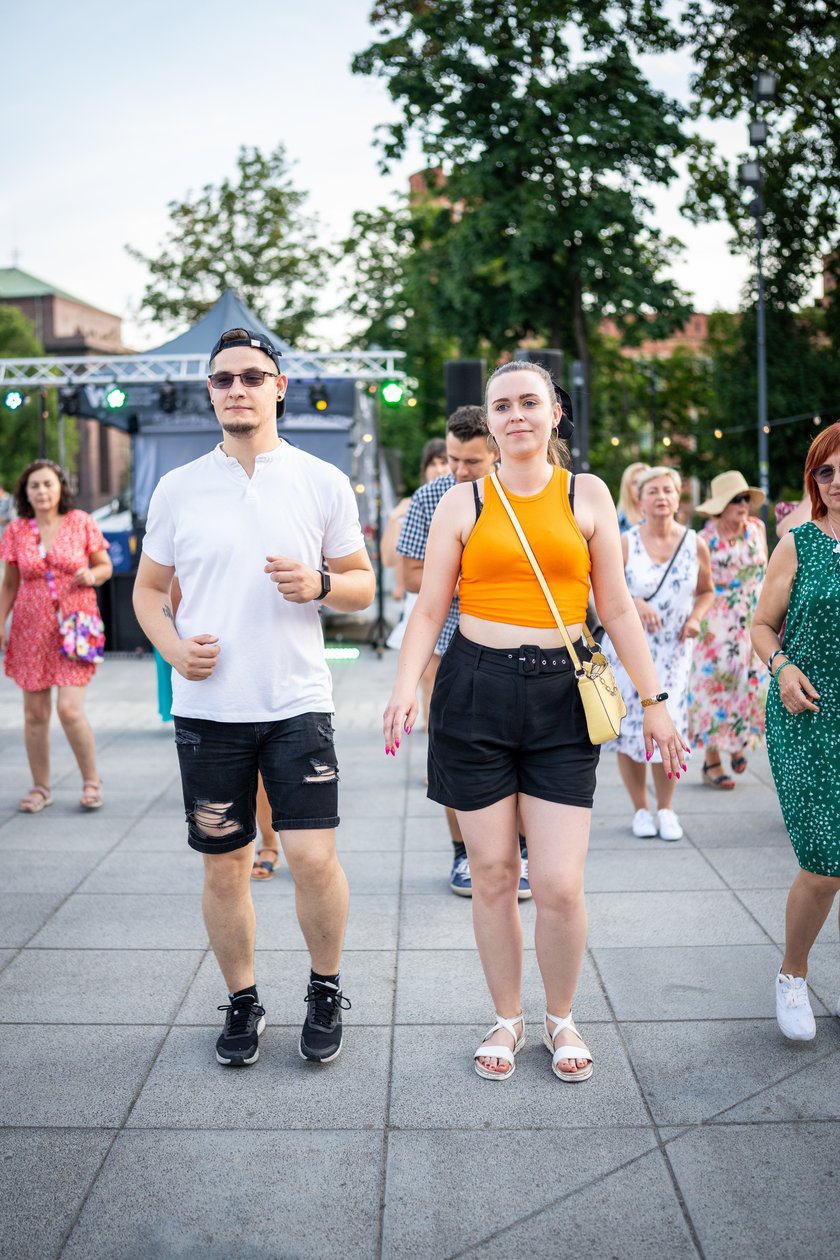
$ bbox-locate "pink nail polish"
[668,772,673,780]
[406,726,412,734]
[676,772,680,779]
[646,752,651,762]
[682,764,687,772]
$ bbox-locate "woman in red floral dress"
[0,461,112,811]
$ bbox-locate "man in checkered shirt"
[396,406,530,899]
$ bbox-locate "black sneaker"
[215,998,266,1066]
[299,981,351,1063]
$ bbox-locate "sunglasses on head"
[208,370,278,390]
[811,464,839,485]
[729,494,751,505]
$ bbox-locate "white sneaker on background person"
[632,808,657,838]
[775,972,816,1041]
[657,809,683,841]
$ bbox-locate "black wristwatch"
[316,570,331,600]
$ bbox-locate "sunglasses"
[729,494,752,505]
[208,370,278,390]
[811,464,840,485]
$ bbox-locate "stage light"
[159,383,177,414]
[407,397,417,407]
[105,386,127,410]
[4,390,25,410]
[60,388,81,416]
[309,381,329,412]
[381,381,404,406]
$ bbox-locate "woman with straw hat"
[687,471,768,788]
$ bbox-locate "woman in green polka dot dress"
[752,422,840,1042]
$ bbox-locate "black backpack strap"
[568,472,576,514]
[472,478,482,520]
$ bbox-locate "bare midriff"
[460,612,585,649]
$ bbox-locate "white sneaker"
[657,808,684,841]
[776,972,816,1041]
[632,808,657,838]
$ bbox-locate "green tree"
[127,145,330,344]
[352,1,693,404]
[0,307,62,489]
[683,1,840,316]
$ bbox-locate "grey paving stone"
[666,1123,840,1259]
[0,1025,166,1126]
[403,814,453,850]
[479,1147,697,1260]
[736,887,840,947]
[583,848,724,892]
[0,949,203,1023]
[0,1127,114,1260]
[0,849,103,895]
[0,893,65,947]
[678,810,790,849]
[716,1040,840,1121]
[388,1023,648,1129]
[113,818,186,851]
[621,1019,836,1125]
[701,845,800,889]
[382,1128,660,1259]
[586,890,768,949]
[394,948,611,1023]
[247,849,401,898]
[339,786,409,817]
[802,944,840,1012]
[62,1129,382,1260]
[593,944,788,1020]
[399,896,536,950]
[0,810,135,852]
[29,893,208,949]
[586,814,673,850]
[255,892,399,951]
[128,1026,390,1129]
[76,851,205,895]
[176,949,396,1026]
[336,814,404,850]
[0,949,15,975]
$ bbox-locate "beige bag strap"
[490,470,598,674]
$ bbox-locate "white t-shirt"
[142,442,365,721]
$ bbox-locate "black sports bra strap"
[472,478,482,520]
[568,472,576,514]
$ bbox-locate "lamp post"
[738,70,778,527]
[569,360,590,471]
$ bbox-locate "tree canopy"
[127,145,330,344]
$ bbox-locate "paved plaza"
[0,650,838,1259]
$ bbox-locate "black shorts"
[427,631,600,812]
[174,712,339,854]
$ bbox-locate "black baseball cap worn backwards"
[209,327,285,417]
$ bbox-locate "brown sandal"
[80,779,103,810]
[702,762,735,790]
[19,785,53,813]
[251,848,280,881]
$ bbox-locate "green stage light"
[4,390,25,410]
[105,386,127,410]
[381,381,404,406]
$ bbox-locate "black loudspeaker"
[444,359,485,417]
[515,349,574,439]
[96,574,150,653]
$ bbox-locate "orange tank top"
[459,467,591,627]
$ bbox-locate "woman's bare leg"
[617,752,649,811]
[22,689,52,790]
[781,869,840,976]
[56,685,98,782]
[456,795,522,1074]
[520,794,592,1073]
[651,762,677,811]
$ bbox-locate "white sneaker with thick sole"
[632,808,657,838]
[776,972,816,1041]
[657,808,684,841]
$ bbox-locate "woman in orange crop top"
[384,361,688,1085]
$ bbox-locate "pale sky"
[2,0,754,351]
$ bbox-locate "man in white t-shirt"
[133,327,375,1069]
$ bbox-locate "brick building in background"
[0,267,132,511]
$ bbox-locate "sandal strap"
[487,1012,524,1042]
[545,1011,574,1038]
[473,1043,515,1068]
[550,1042,593,1068]
[27,785,51,799]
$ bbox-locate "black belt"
[452,631,579,676]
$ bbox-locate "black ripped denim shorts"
[173,712,339,854]
[427,631,600,812]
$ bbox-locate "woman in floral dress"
[604,467,713,841]
[688,471,768,789]
[0,460,112,811]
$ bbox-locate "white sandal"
[543,1011,593,1082]
[473,1012,525,1080]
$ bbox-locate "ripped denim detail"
[189,799,242,840]
[302,759,339,785]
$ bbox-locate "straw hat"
[697,470,765,516]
